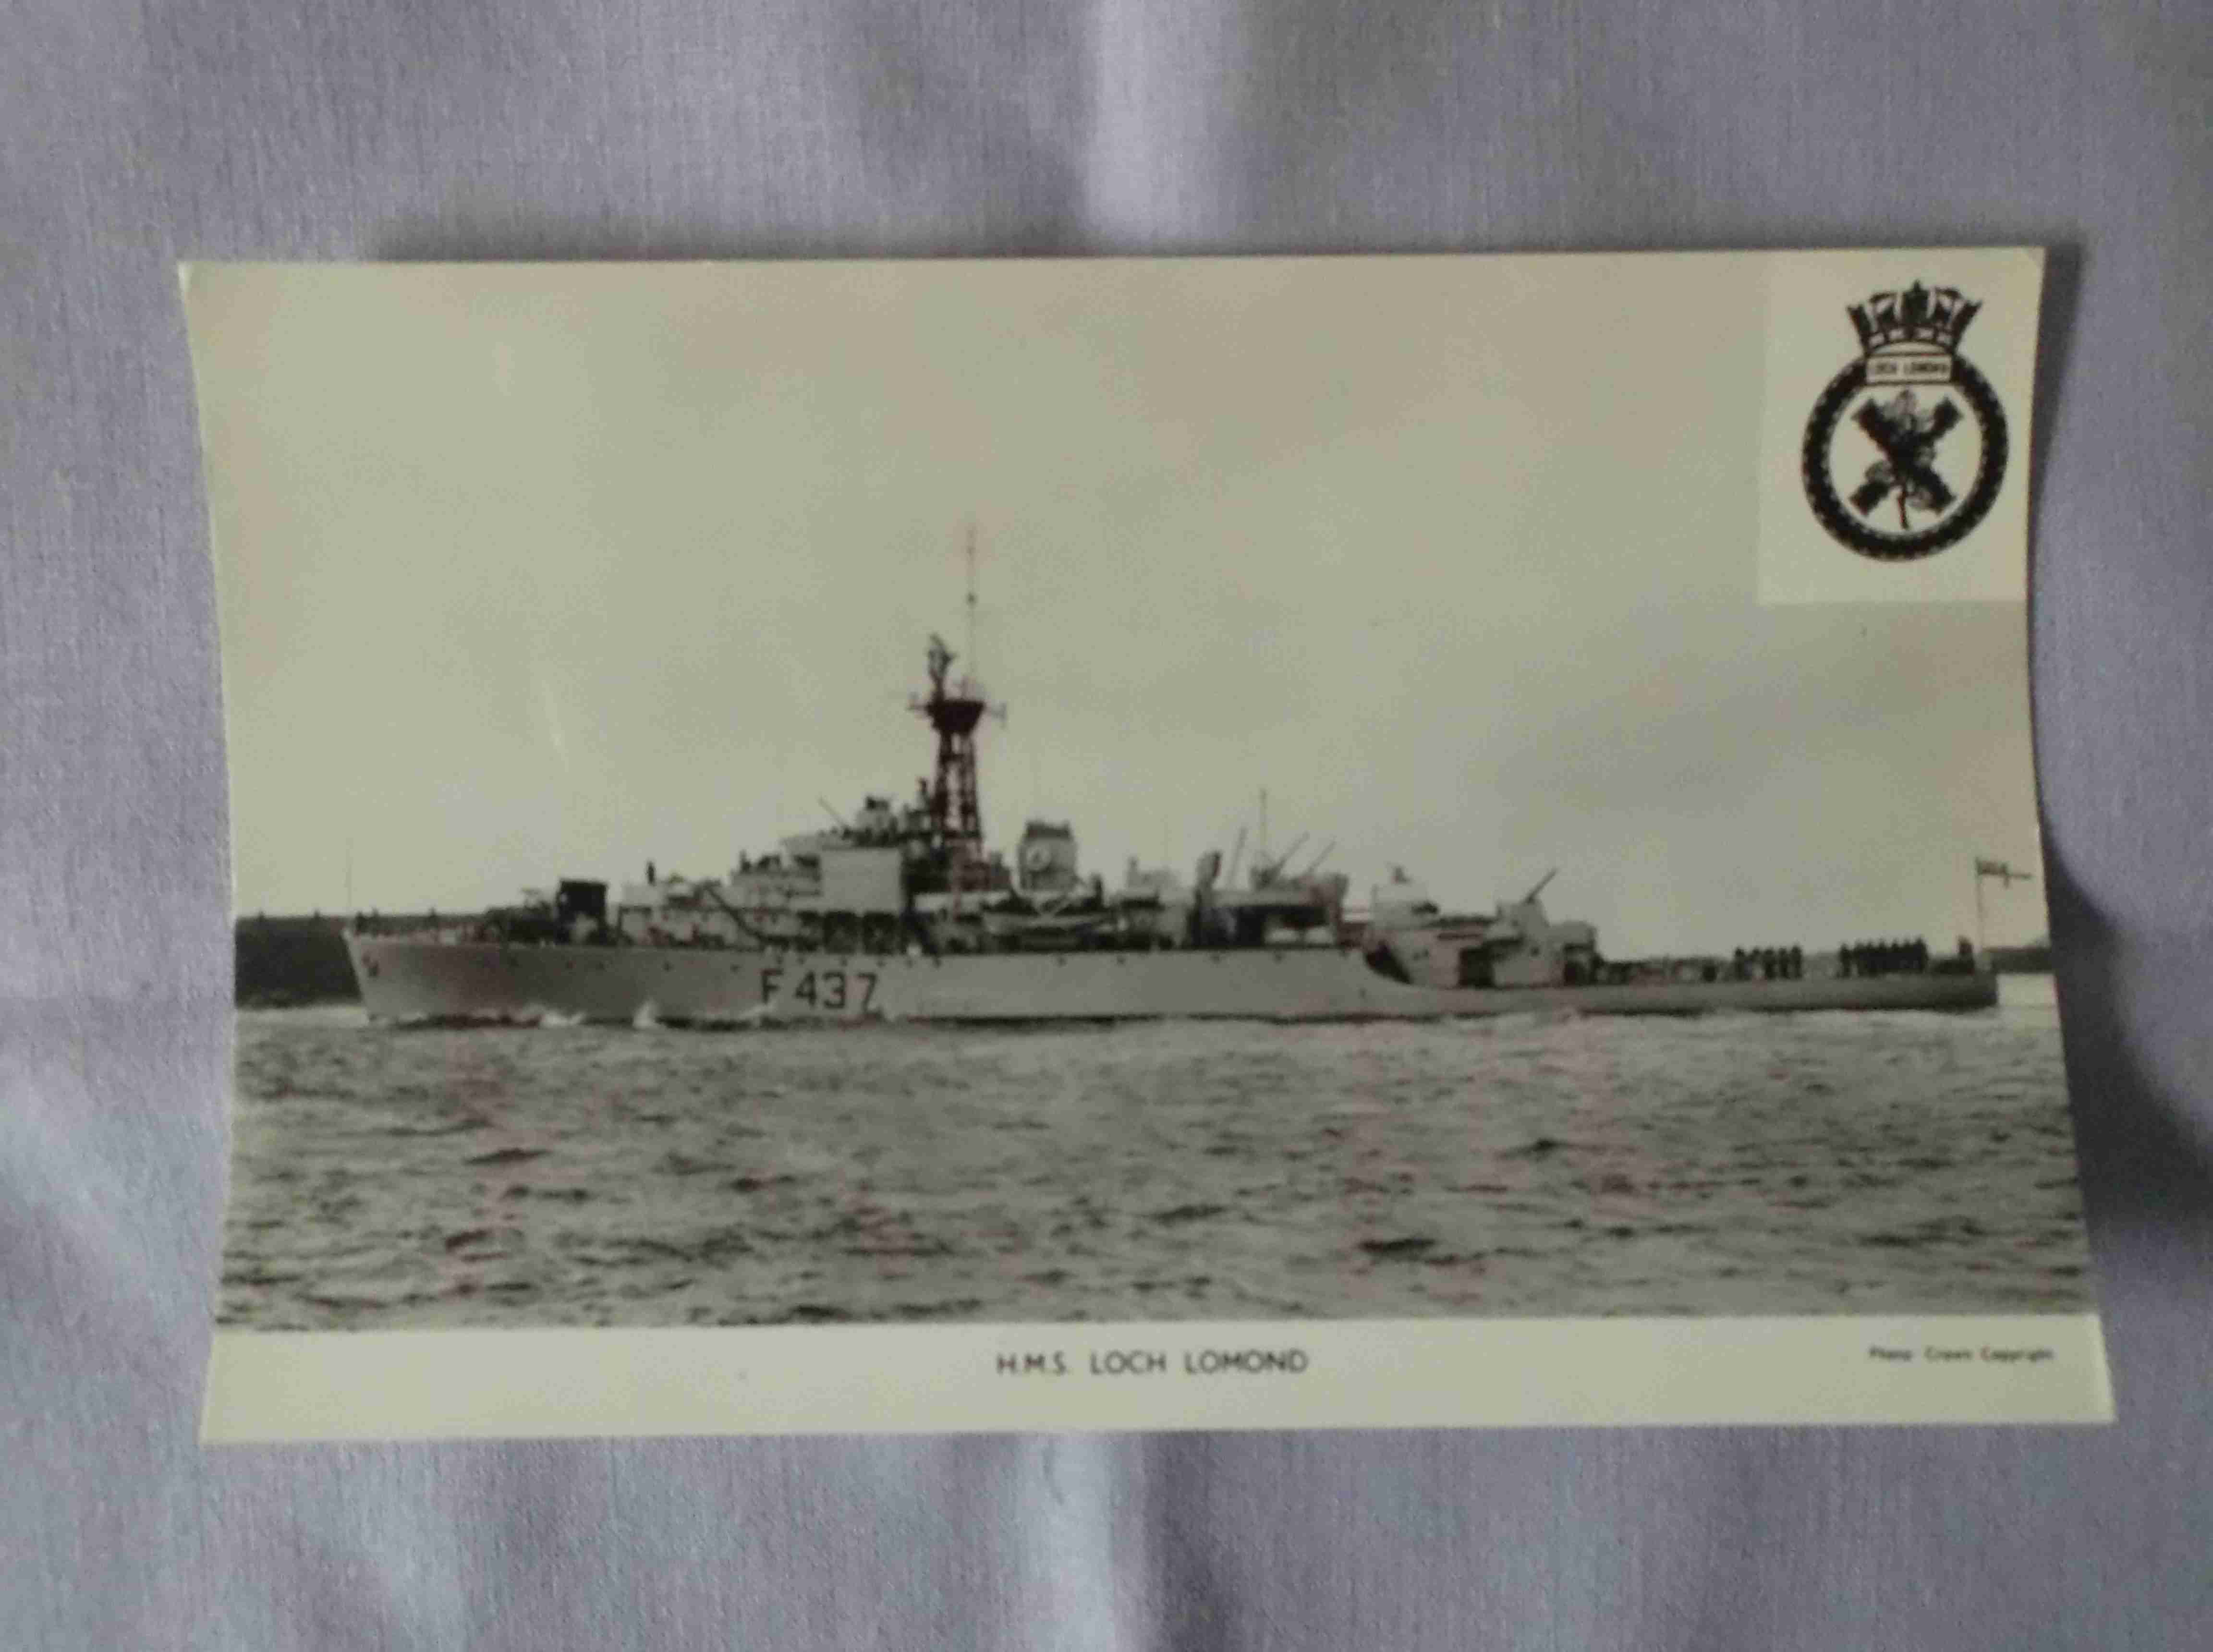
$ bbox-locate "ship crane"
[1254,833,1311,888]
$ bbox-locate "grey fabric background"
[4,1,2208,1645]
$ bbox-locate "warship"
[344,621,1999,1025]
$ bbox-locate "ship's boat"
[345,631,1998,1025]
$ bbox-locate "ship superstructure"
[466,631,1354,966]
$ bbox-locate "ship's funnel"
[1194,850,1222,894]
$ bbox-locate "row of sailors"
[1839,938,1930,976]
[1730,946,1803,981]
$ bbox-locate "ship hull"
[345,937,2000,1024]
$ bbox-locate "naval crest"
[1800,282,2010,561]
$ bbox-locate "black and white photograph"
[191,251,2106,1436]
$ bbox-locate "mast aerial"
[964,521,979,678]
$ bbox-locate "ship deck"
[345,936,2001,1024]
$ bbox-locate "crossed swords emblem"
[1849,389,1963,527]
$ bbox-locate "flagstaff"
[1973,856,2034,953]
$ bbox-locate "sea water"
[218,977,2094,1329]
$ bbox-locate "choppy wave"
[219,977,2095,1330]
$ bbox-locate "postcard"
[188,250,2107,1438]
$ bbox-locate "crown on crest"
[1848,282,1980,354]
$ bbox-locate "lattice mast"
[909,528,1004,867]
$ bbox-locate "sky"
[191,255,2048,956]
